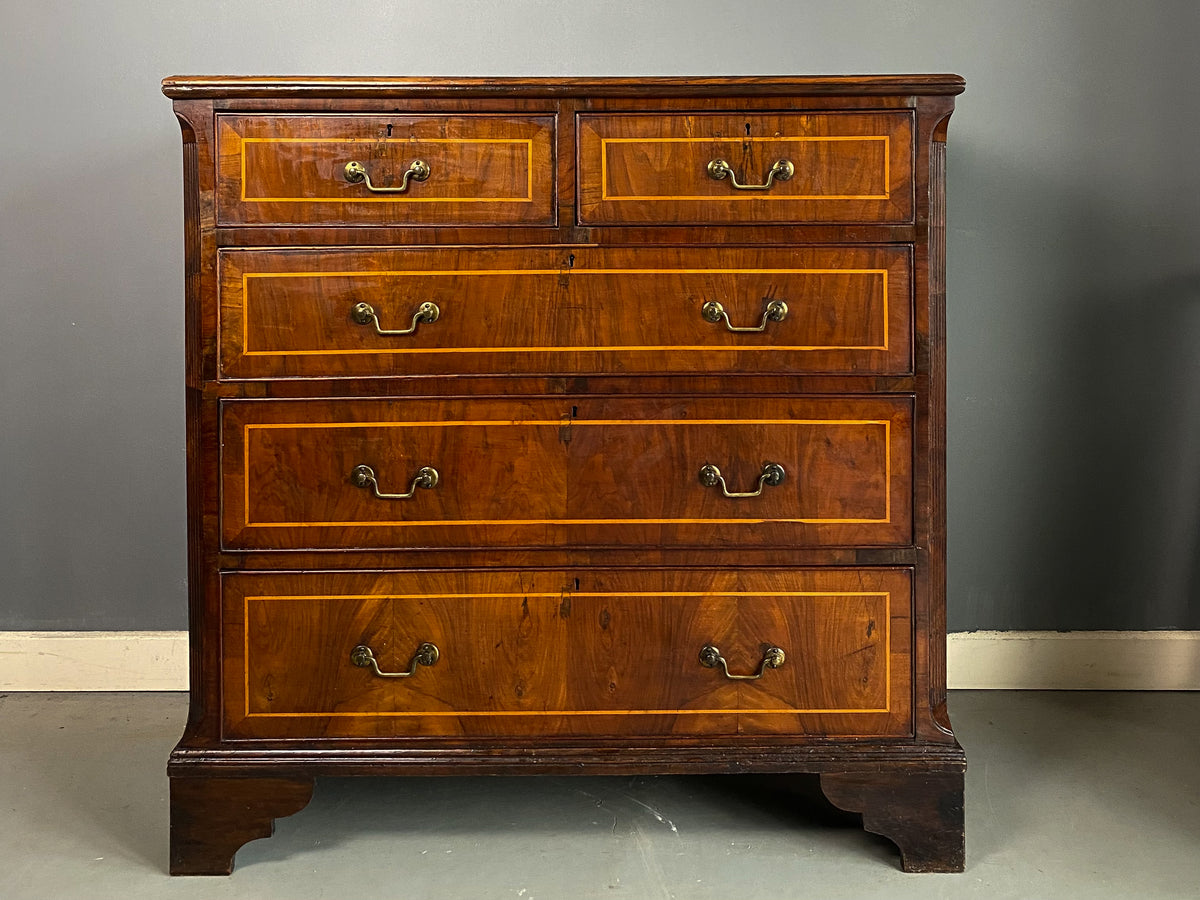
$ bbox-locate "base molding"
[166,742,967,874]
[169,740,968,778]
[2,629,1198,691]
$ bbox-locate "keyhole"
[745,122,751,136]
[386,124,393,137]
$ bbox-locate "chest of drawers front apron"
[220,396,912,551]
[215,114,556,226]
[221,568,912,740]
[217,245,912,379]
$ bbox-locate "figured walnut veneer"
[164,74,965,875]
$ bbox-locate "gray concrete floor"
[1,692,1197,899]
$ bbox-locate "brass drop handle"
[707,158,794,191]
[699,462,786,498]
[351,642,439,678]
[352,301,440,336]
[699,644,786,680]
[343,159,431,193]
[351,464,439,499]
[702,299,789,333]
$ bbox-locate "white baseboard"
[0,631,189,691]
[947,630,1200,690]
[1,630,1198,692]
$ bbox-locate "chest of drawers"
[163,74,965,875]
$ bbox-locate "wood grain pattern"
[164,75,964,875]
[216,115,555,226]
[579,112,912,225]
[217,245,912,379]
[222,568,911,739]
[219,396,912,550]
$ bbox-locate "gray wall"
[2,1,1197,631]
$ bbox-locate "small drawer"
[222,568,912,739]
[578,111,913,225]
[220,396,912,551]
[217,245,912,378]
[215,115,556,226]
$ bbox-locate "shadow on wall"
[1028,260,1200,630]
[948,0,1200,632]
[947,142,1200,631]
[0,134,186,630]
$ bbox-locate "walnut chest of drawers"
[162,74,966,875]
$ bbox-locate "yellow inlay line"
[245,518,891,527]
[599,135,892,201]
[245,591,892,600]
[238,137,536,203]
[245,708,893,717]
[239,419,895,528]
[244,347,891,356]
[243,418,892,427]
[236,268,892,356]
[884,418,891,524]
[240,592,895,718]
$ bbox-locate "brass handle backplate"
[699,644,786,680]
[351,642,440,678]
[343,159,431,193]
[352,301,440,336]
[699,462,786,498]
[707,158,794,191]
[702,299,789,333]
[351,464,439,499]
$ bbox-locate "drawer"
[221,396,912,551]
[215,115,556,226]
[578,111,913,225]
[218,245,912,378]
[222,568,912,739]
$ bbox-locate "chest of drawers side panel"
[918,100,957,739]
[173,99,225,749]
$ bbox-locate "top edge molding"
[162,74,966,100]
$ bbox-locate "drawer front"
[222,568,912,739]
[218,245,912,378]
[221,397,912,551]
[578,111,913,225]
[216,115,556,226]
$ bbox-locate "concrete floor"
[1,692,1197,899]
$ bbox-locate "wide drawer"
[578,111,913,225]
[218,245,912,378]
[221,396,912,551]
[215,115,556,226]
[222,568,912,739]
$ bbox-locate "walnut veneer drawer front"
[578,111,913,225]
[222,568,912,739]
[216,115,556,226]
[218,245,912,378]
[221,396,912,551]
